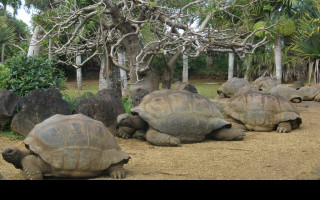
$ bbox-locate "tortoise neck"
[14,149,31,169]
[130,115,148,130]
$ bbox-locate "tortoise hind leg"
[277,122,291,133]
[209,127,246,141]
[146,128,181,146]
[107,162,126,179]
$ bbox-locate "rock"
[0,90,22,126]
[74,89,125,134]
[10,88,71,137]
[132,89,150,107]
[171,81,198,94]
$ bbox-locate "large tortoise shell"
[24,114,130,172]
[217,77,249,97]
[270,84,302,102]
[224,91,301,131]
[298,85,319,101]
[131,89,231,140]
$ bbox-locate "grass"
[0,130,25,140]
[61,84,99,99]
[193,83,220,99]
[0,123,25,140]
[0,79,222,141]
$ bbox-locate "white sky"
[4,0,34,28]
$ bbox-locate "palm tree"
[0,0,22,17]
[291,0,320,83]
[0,16,15,63]
[250,1,298,83]
[1,0,21,62]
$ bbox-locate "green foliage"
[275,16,296,36]
[253,21,268,37]
[291,12,320,59]
[0,16,16,44]
[121,96,133,114]
[0,129,25,140]
[0,63,10,88]
[1,122,25,141]
[2,53,66,96]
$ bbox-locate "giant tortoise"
[217,77,249,98]
[253,76,278,91]
[116,89,245,146]
[223,91,302,133]
[298,85,320,102]
[2,114,130,180]
[270,84,302,103]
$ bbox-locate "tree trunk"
[118,50,127,96]
[206,53,214,68]
[99,56,108,90]
[243,57,251,81]
[228,52,235,80]
[121,33,159,97]
[76,55,82,90]
[27,26,41,57]
[182,53,188,83]
[308,60,314,85]
[236,59,240,77]
[99,55,122,96]
[162,50,182,89]
[274,37,282,83]
[1,44,4,63]
[48,38,52,60]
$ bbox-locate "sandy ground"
[1,80,320,180]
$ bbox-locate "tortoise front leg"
[146,128,181,147]
[21,155,44,180]
[116,126,136,139]
[277,122,291,133]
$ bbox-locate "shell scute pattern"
[131,89,230,138]
[24,114,129,173]
[224,91,301,130]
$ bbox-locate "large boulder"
[0,90,22,126]
[11,88,71,136]
[171,81,198,94]
[74,88,125,134]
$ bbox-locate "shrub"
[2,53,66,96]
[0,63,10,89]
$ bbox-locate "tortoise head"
[117,113,147,130]
[117,113,131,127]
[2,146,28,169]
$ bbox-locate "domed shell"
[270,84,302,103]
[298,85,319,100]
[217,77,249,97]
[253,77,278,91]
[224,91,301,131]
[23,114,130,174]
[131,89,231,140]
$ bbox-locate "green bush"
[0,63,10,89]
[2,53,66,96]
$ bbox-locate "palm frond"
[0,16,16,45]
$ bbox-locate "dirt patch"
[1,101,320,180]
[1,80,320,180]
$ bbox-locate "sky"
[5,0,34,28]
